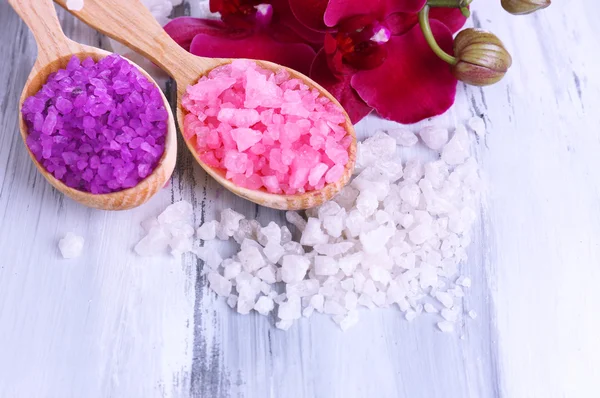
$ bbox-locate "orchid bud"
[501,0,551,15]
[451,28,512,86]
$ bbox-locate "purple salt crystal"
[21,55,167,194]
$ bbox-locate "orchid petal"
[429,7,468,34]
[190,32,316,75]
[164,17,233,51]
[351,21,457,124]
[288,0,329,31]
[310,50,373,124]
[324,0,426,27]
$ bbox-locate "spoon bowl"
[9,0,177,210]
[55,0,357,210]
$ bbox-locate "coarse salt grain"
[58,232,84,259]
[182,59,348,195]
[21,55,167,194]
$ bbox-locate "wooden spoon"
[54,0,357,210]
[9,0,177,210]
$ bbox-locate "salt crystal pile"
[137,123,481,332]
[182,59,349,195]
[58,232,84,259]
[21,55,168,194]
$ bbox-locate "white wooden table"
[1,1,599,397]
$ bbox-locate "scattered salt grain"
[419,126,449,151]
[468,116,486,137]
[58,232,84,259]
[197,220,218,240]
[388,128,418,147]
[457,275,472,288]
[437,321,454,333]
[424,303,438,313]
[468,310,478,319]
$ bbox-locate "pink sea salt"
[21,55,168,194]
[182,60,349,195]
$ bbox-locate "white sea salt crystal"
[442,125,471,165]
[419,126,449,150]
[223,261,242,280]
[457,276,472,288]
[435,291,454,308]
[276,319,294,330]
[66,0,84,11]
[300,218,329,246]
[254,296,275,315]
[259,222,281,246]
[441,307,459,322]
[227,295,238,309]
[135,226,170,256]
[356,190,379,217]
[388,128,418,147]
[399,183,421,208]
[287,280,320,298]
[408,224,433,245]
[437,321,454,333]
[217,209,245,239]
[419,263,438,288]
[339,252,363,276]
[468,116,486,137]
[345,210,365,237]
[283,241,304,256]
[263,243,285,263]
[58,232,84,259]
[256,264,277,283]
[238,246,265,273]
[310,294,325,312]
[197,220,218,240]
[360,225,394,253]
[335,310,359,331]
[322,212,345,238]
[208,272,232,297]
[278,297,302,320]
[405,311,418,322]
[280,226,292,243]
[314,256,339,276]
[286,211,307,231]
[356,131,397,170]
[333,185,359,210]
[158,201,193,225]
[468,310,477,319]
[281,255,310,283]
[424,303,437,313]
[314,242,354,256]
[403,159,424,182]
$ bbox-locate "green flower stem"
[418,5,458,65]
[426,0,472,7]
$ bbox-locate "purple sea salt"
[21,55,168,194]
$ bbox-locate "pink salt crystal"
[217,108,260,127]
[230,128,262,152]
[308,163,328,186]
[289,167,310,189]
[181,60,349,194]
[262,175,281,193]
[325,164,344,183]
[223,150,249,173]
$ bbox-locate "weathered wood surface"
[0,1,599,397]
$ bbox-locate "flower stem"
[426,0,472,7]
[418,5,457,65]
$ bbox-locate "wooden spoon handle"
[8,0,75,66]
[53,0,208,84]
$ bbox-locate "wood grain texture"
[0,1,599,398]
